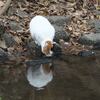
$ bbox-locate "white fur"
[27,64,53,88]
[30,16,55,56]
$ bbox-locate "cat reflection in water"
[27,62,53,90]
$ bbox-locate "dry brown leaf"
[1,65,10,68]
[52,0,58,3]
[68,26,73,31]
[0,1,4,8]
[82,20,87,23]
[98,15,100,19]
[90,15,94,19]
[67,2,76,7]
[7,47,15,53]
[13,36,22,44]
[73,32,80,36]
[82,24,87,28]
[40,7,46,11]
[96,6,100,10]
[0,38,7,49]
[25,29,30,34]
[49,5,56,11]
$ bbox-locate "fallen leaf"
[1,65,10,68]
[7,47,15,53]
[97,15,100,19]
[68,26,73,31]
[96,6,100,10]
[82,24,87,28]
[13,36,22,44]
[0,1,4,8]
[0,38,7,49]
[67,2,76,7]
[40,7,46,11]
[73,32,80,36]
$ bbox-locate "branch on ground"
[0,0,11,15]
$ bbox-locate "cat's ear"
[46,41,53,48]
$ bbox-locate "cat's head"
[42,41,53,56]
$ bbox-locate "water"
[0,53,100,100]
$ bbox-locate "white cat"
[30,16,55,56]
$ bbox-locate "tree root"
[0,0,11,15]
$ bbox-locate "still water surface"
[0,53,100,100]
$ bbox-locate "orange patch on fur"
[42,63,51,74]
[43,41,53,54]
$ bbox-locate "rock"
[57,3,67,9]
[17,8,29,17]
[93,10,100,15]
[27,41,35,49]
[27,41,41,52]
[0,48,6,56]
[53,25,69,42]
[8,7,29,17]
[0,21,5,36]
[3,33,16,47]
[79,19,100,45]
[87,19,100,33]
[9,21,23,31]
[93,42,100,50]
[8,7,17,15]
[78,33,100,45]
[47,16,71,26]
[78,50,99,56]
[27,41,42,56]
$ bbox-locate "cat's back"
[30,16,55,38]
[30,16,51,28]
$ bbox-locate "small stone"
[27,41,42,56]
[0,48,6,56]
[9,21,23,31]
[8,7,17,15]
[78,33,100,45]
[93,10,100,15]
[17,8,29,17]
[53,25,69,42]
[47,16,71,26]
[0,21,5,36]
[27,41,37,49]
[87,19,100,33]
[3,33,16,47]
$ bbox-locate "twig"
[0,0,11,15]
